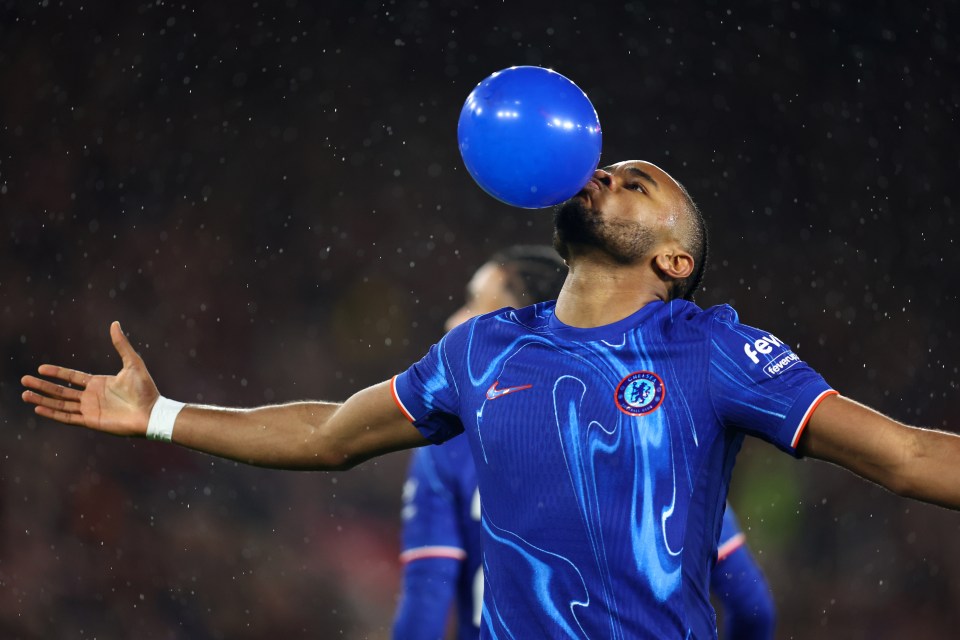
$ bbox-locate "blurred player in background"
[392,246,775,640]
[25,159,960,638]
[713,509,775,640]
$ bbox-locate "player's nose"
[593,169,612,188]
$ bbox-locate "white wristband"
[147,396,186,442]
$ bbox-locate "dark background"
[2,1,959,638]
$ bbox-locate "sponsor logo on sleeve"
[763,352,801,377]
[743,333,801,377]
[615,371,665,416]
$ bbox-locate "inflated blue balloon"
[457,66,602,209]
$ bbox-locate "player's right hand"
[21,321,160,437]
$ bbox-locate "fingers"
[110,321,141,369]
[21,370,90,429]
[31,403,88,427]
[21,375,84,400]
[22,370,88,429]
[21,389,82,415]
[22,386,87,427]
[32,365,91,388]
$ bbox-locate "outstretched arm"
[799,394,960,509]
[21,321,430,470]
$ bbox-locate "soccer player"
[392,246,775,640]
[22,160,960,639]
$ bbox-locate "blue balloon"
[457,66,602,209]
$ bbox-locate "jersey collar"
[546,300,665,342]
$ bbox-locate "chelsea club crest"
[615,371,665,416]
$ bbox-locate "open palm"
[21,321,159,437]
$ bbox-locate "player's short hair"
[673,185,709,302]
[489,245,568,303]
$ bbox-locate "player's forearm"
[165,380,429,470]
[828,423,960,509]
[170,401,351,470]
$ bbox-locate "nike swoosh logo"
[485,380,533,401]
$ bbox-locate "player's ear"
[653,249,694,282]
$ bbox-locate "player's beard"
[552,198,656,265]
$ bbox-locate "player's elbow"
[293,405,365,471]
[311,445,361,471]
[312,424,365,470]
[881,428,925,499]
[292,388,421,471]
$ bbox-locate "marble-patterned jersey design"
[393,299,834,639]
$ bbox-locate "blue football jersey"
[393,299,835,639]
[713,506,776,640]
[717,506,746,563]
[396,436,484,639]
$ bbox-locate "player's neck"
[554,260,666,329]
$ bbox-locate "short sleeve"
[392,325,468,444]
[399,447,467,562]
[394,446,465,639]
[708,307,837,456]
[717,506,746,561]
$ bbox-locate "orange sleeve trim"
[790,389,840,449]
[399,546,467,564]
[391,375,416,423]
[716,532,746,562]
